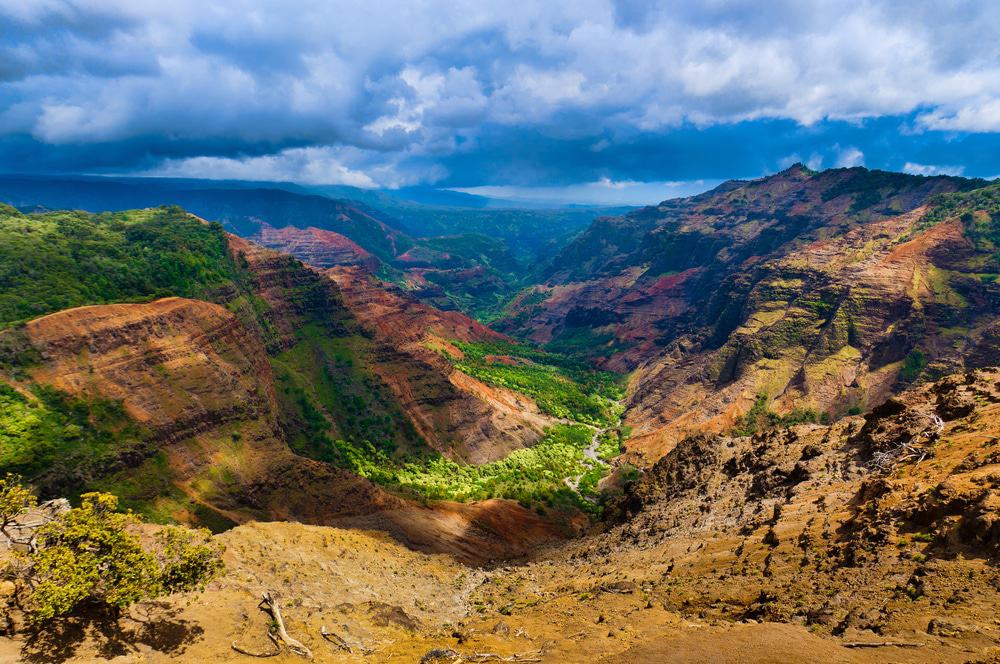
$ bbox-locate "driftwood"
[420,648,546,663]
[260,592,313,659]
[232,592,313,659]
[319,625,353,652]
[466,652,544,662]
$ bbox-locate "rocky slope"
[0,175,529,318]
[3,367,995,663]
[325,266,558,462]
[0,207,577,562]
[500,166,1000,462]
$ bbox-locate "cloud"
[452,179,720,206]
[834,146,865,168]
[902,162,965,177]
[0,0,998,192]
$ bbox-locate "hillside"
[0,205,613,559]
[0,175,592,321]
[2,366,995,662]
[0,173,997,662]
[498,166,1000,461]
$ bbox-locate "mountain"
[0,171,999,661]
[0,174,614,320]
[498,165,1000,461]
[311,182,632,263]
[0,204,588,559]
[7,364,997,661]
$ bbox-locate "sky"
[0,0,999,205]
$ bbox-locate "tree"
[10,490,224,622]
[0,473,36,543]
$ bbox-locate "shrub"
[9,490,224,622]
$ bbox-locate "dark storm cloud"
[0,0,997,198]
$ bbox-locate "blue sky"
[1,0,998,204]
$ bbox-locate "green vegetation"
[1,486,224,622]
[340,424,605,513]
[820,169,976,214]
[271,325,421,458]
[0,204,627,520]
[731,393,819,437]
[922,180,1000,228]
[450,341,624,427]
[899,349,928,383]
[0,382,147,484]
[0,206,240,328]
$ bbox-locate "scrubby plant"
[0,473,36,540]
[899,349,927,383]
[6,489,224,622]
[731,393,819,437]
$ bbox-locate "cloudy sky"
[1,0,998,204]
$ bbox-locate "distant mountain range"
[0,173,630,320]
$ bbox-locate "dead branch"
[319,625,353,652]
[466,651,544,662]
[231,635,281,658]
[259,592,313,659]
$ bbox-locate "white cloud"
[916,98,1000,133]
[147,147,379,187]
[1,0,999,186]
[902,162,965,176]
[834,146,865,168]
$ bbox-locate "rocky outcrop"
[502,167,999,463]
[247,223,381,272]
[26,298,277,442]
[13,294,571,561]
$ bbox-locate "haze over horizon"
[2,0,999,205]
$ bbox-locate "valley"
[0,165,998,662]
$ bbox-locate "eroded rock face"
[501,167,999,463]
[326,266,558,462]
[15,294,571,562]
[27,297,277,441]
[247,223,381,272]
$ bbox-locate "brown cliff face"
[247,222,381,272]
[326,266,559,462]
[223,235,554,462]
[15,295,571,562]
[12,368,992,663]
[26,298,275,441]
[501,167,999,463]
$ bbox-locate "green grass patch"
[0,381,148,488]
[0,206,241,328]
[899,349,927,383]
[340,423,605,513]
[450,341,624,427]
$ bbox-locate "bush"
[899,350,927,383]
[731,393,819,436]
[7,490,224,622]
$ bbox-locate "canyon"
[0,166,998,661]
